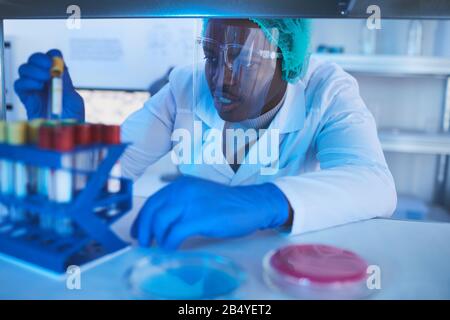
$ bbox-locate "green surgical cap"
[202,18,312,83]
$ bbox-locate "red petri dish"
[263,244,371,299]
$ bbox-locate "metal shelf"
[1,0,450,19]
[0,0,355,19]
[313,54,450,77]
[379,130,450,155]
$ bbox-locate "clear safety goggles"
[196,37,282,71]
[193,22,283,122]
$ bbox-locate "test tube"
[27,119,45,195]
[91,123,104,171]
[90,124,109,217]
[0,121,13,197]
[52,125,75,236]
[37,122,55,197]
[0,120,9,221]
[7,122,28,222]
[61,119,78,197]
[103,125,122,193]
[103,125,122,217]
[74,124,92,192]
[49,57,64,119]
[37,123,55,229]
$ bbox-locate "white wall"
[5,18,198,89]
[4,18,199,119]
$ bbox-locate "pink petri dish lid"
[269,244,368,284]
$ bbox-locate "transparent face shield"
[194,21,283,122]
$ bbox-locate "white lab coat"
[121,56,397,235]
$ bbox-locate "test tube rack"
[0,142,132,273]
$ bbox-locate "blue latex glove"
[14,49,85,121]
[131,176,290,250]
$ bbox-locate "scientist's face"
[204,19,286,122]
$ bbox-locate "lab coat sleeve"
[120,84,176,180]
[273,65,398,235]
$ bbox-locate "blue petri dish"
[125,252,246,299]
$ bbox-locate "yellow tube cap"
[28,118,45,144]
[51,57,65,77]
[7,121,28,145]
[0,120,6,143]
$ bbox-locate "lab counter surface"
[0,196,450,299]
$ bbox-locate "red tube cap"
[103,125,121,144]
[54,125,75,152]
[75,124,92,146]
[91,124,104,144]
[38,126,54,150]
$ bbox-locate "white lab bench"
[0,195,450,300]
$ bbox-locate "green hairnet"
[250,19,312,83]
[202,18,312,83]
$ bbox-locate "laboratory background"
[1,12,450,301]
[4,18,450,221]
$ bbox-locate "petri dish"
[125,251,246,299]
[263,244,370,299]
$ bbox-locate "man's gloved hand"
[14,49,85,121]
[131,175,290,250]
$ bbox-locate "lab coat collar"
[269,80,306,134]
[193,80,307,184]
